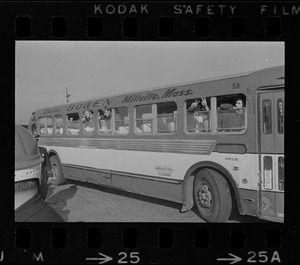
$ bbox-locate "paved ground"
[45,179,265,223]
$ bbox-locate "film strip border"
[16,14,282,39]
[2,0,300,264]
[7,1,300,40]
[1,225,283,263]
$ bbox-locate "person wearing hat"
[34,134,52,200]
[15,125,64,222]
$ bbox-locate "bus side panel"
[63,165,112,186]
[62,164,183,204]
[111,173,183,204]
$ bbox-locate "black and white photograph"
[15,41,284,223]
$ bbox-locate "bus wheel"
[49,155,66,186]
[193,168,232,222]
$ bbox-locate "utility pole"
[66,87,70,103]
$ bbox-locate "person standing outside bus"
[34,134,52,200]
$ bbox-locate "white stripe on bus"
[43,145,260,190]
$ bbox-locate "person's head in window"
[104,108,111,118]
[84,110,90,118]
[235,98,244,109]
[98,107,111,121]
[82,110,93,122]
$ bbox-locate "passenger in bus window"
[157,113,177,133]
[187,97,210,133]
[98,107,112,134]
[157,113,170,133]
[232,98,245,129]
[234,98,245,112]
[116,116,129,134]
[140,113,152,133]
[82,110,94,134]
[218,97,245,131]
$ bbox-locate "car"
[15,124,64,222]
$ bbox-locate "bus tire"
[49,155,66,186]
[193,168,232,223]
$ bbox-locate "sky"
[15,41,284,124]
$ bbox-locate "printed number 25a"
[247,251,281,263]
[118,252,140,264]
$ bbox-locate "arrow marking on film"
[86,252,113,264]
[217,253,242,264]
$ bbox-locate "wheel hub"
[198,183,212,208]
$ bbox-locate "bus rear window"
[66,113,80,135]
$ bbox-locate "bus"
[29,65,284,223]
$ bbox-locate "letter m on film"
[33,252,44,262]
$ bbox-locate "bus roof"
[32,65,284,115]
[82,65,284,99]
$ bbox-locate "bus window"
[38,117,46,135]
[31,123,37,135]
[262,100,272,134]
[277,99,284,134]
[135,104,152,133]
[46,117,53,135]
[157,102,177,133]
[186,97,210,133]
[263,156,273,190]
[98,107,112,134]
[115,107,129,134]
[216,94,246,133]
[38,116,53,135]
[55,115,64,135]
[66,113,80,135]
[82,110,95,135]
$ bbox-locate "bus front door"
[258,90,284,221]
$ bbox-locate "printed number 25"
[118,252,140,264]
